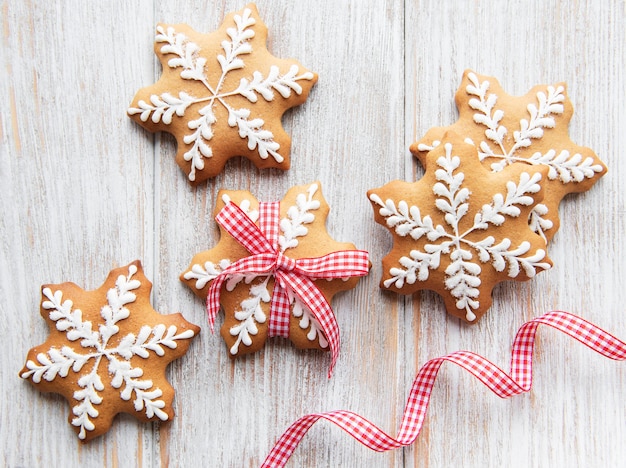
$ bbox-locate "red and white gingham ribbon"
[206,201,369,377]
[261,311,626,466]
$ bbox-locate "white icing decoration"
[416,140,439,153]
[127,8,315,181]
[371,143,551,321]
[235,65,310,102]
[278,183,320,252]
[466,71,584,175]
[130,92,195,125]
[20,265,196,439]
[289,290,328,349]
[183,259,232,290]
[526,149,603,183]
[227,107,281,160]
[183,103,215,173]
[528,203,553,242]
[229,277,271,355]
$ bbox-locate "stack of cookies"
[368,70,606,322]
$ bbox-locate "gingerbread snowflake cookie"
[20,261,200,441]
[128,4,317,183]
[181,182,369,375]
[369,133,552,323]
[413,70,607,242]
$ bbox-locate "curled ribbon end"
[205,293,218,335]
[327,361,336,379]
[326,343,340,379]
[261,311,626,467]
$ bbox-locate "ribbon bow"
[206,201,369,377]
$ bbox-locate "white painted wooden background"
[2,1,625,466]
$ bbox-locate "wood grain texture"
[1,0,624,467]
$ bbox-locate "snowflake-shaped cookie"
[128,4,317,183]
[369,133,552,322]
[413,70,607,242]
[20,261,200,441]
[181,182,368,360]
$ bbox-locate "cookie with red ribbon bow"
[181,182,370,376]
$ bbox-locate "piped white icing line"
[528,203,553,236]
[278,183,320,252]
[21,265,196,439]
[416,140,440,153]
[229,277,271,355]
[127,8,315,181]
[290,290,328,349]
[183,259,232,290]
[371,143,551,321]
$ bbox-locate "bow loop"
[276,252,297,272]
[293,251,370,279]
[216,202,275,255]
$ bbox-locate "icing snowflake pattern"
[413,70,607,242]
[128,5,317,182]
[370,136,552,322]
[20,262,199,441]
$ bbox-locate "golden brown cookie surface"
[412,70,607,242]
[128,4,317,183]
[20,261,200,441]
[369,133,552,323]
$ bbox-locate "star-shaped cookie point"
[369,132,552,323]
[412,69,607,242]
[181,182,369,371]
[128,3,317,184]
[20,261,200,441]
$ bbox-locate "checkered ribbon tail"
[206,201,369,377]
[260,311,626,467]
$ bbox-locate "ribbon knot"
[206,200,369,377]
[275,252,297,273]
